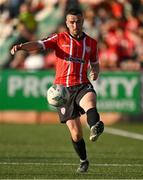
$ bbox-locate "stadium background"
[0,0,143,124]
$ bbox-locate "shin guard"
[86,107,100,128]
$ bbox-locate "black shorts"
[57,83,96,123]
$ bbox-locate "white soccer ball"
[47,84,68,107]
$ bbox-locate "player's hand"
[10,44,22,55]
[89,71,98,81]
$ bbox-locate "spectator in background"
[135,27,143,68]
[9,20,44,70]
[83,6,98,39]
[130,0,142,17]
[98,39,119,70]
[18,2,37,33]
[26,0,45,13]
[110,0,123,20]
[0,0,8,14]
[3,20,36,69]
[4,0,25,18]
[0,10,13,46]
[10,20,45,70]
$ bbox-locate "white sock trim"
[80,159,87,163]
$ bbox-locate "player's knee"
[79,92,96,111]
[86,107,100,128]
[71,131,83,142]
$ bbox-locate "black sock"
[86,107,100,128]
[72,138,87,161]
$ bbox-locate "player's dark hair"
[65,8,83,16]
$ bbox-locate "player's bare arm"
[89,62,100,81]
[10,41,43,55]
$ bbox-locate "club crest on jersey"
[61,107,66,115]
[86,46,91,53]
[65,57,84,63]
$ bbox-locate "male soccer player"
[11,8,104,173]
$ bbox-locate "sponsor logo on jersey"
[65,57,85,63]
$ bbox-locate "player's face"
[66,14,83,38]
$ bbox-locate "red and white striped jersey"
[40,31,98,87]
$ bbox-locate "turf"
[0,122,143,179]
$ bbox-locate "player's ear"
[66,20,69,29]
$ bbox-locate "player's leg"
[66,118,89,172]
[79,91,104,141]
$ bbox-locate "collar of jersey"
[67,31,86,40]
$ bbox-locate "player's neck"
[68,32,85,40]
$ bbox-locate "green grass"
[0,122,143,179]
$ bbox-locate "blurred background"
[0,0,143,125]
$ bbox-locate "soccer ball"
[47,84,68,107]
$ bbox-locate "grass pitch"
[0,122,143,179]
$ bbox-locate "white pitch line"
[105,127,143,141]
[0,162,143,167]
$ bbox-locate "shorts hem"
[60,115,80,123]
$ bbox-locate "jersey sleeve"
[90,40,99,64]
[39,33,58,50]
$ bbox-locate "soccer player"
[10,8,104,173]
